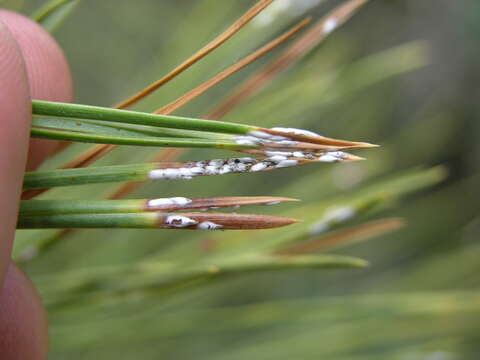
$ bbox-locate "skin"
[0,10,73,359]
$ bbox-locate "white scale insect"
[164,215,198,228]
[197,221,223,230]
[322,18,338,35]
[147,197,192,208]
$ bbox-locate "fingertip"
[0,264,48,360]
[0,13,70,359]
[0,19,30,279]
[0,10,73,170]
[0,10,73,102]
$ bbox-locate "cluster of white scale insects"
[144,127,353,229]
[164,215,223,230]
[148,127,350,180]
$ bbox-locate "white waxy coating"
[148,167,199,180]
[248,130,272,139]
[268,135,289,142]
[271,127,324,138]
[234,136,260,146]
[209,159,224,167]
[275,140,298,146]
[188,167,205,175]
[165,215,198,228]
[148,197,192,208]
[233,163,247,172]
[218,165,232,175]
[161,169,178,178]
[247,130,288,142]
[265,151,293,157]
[179,168,194,177]
[149,169,179,180]
[327,151,346,158]
[148,156,293,180]
[205,165,219,175]
[250,162,268,172]
[293,151,306,158]
[266,155,288,163]
[317,151,347,162]
[276,159,298,168]
[151,157,261,179]
[197,221,223,230]
[170,197,192,205]
[322,18,338,35]
[317,154,340,163]
[147,169,162,179]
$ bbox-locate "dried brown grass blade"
[277,217,405,255]
[206,0,370,120]
[62,144,115,169]
[155,18,311,115]
[115,0,274,109]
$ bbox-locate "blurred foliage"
[4,0,480,358]
[31,0,79,32]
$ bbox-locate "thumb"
[0,10,73,360]
[0,17,45,360]
[0,17,30,289]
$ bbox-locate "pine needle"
[18,212,298,230]
[206,0,370,120]
[155,18,311,115]
[277,218,405,255]
[49,1,297,174]
[114,0,274,109]
[19,196,297,215]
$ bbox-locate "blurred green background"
[3,0,480,359]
